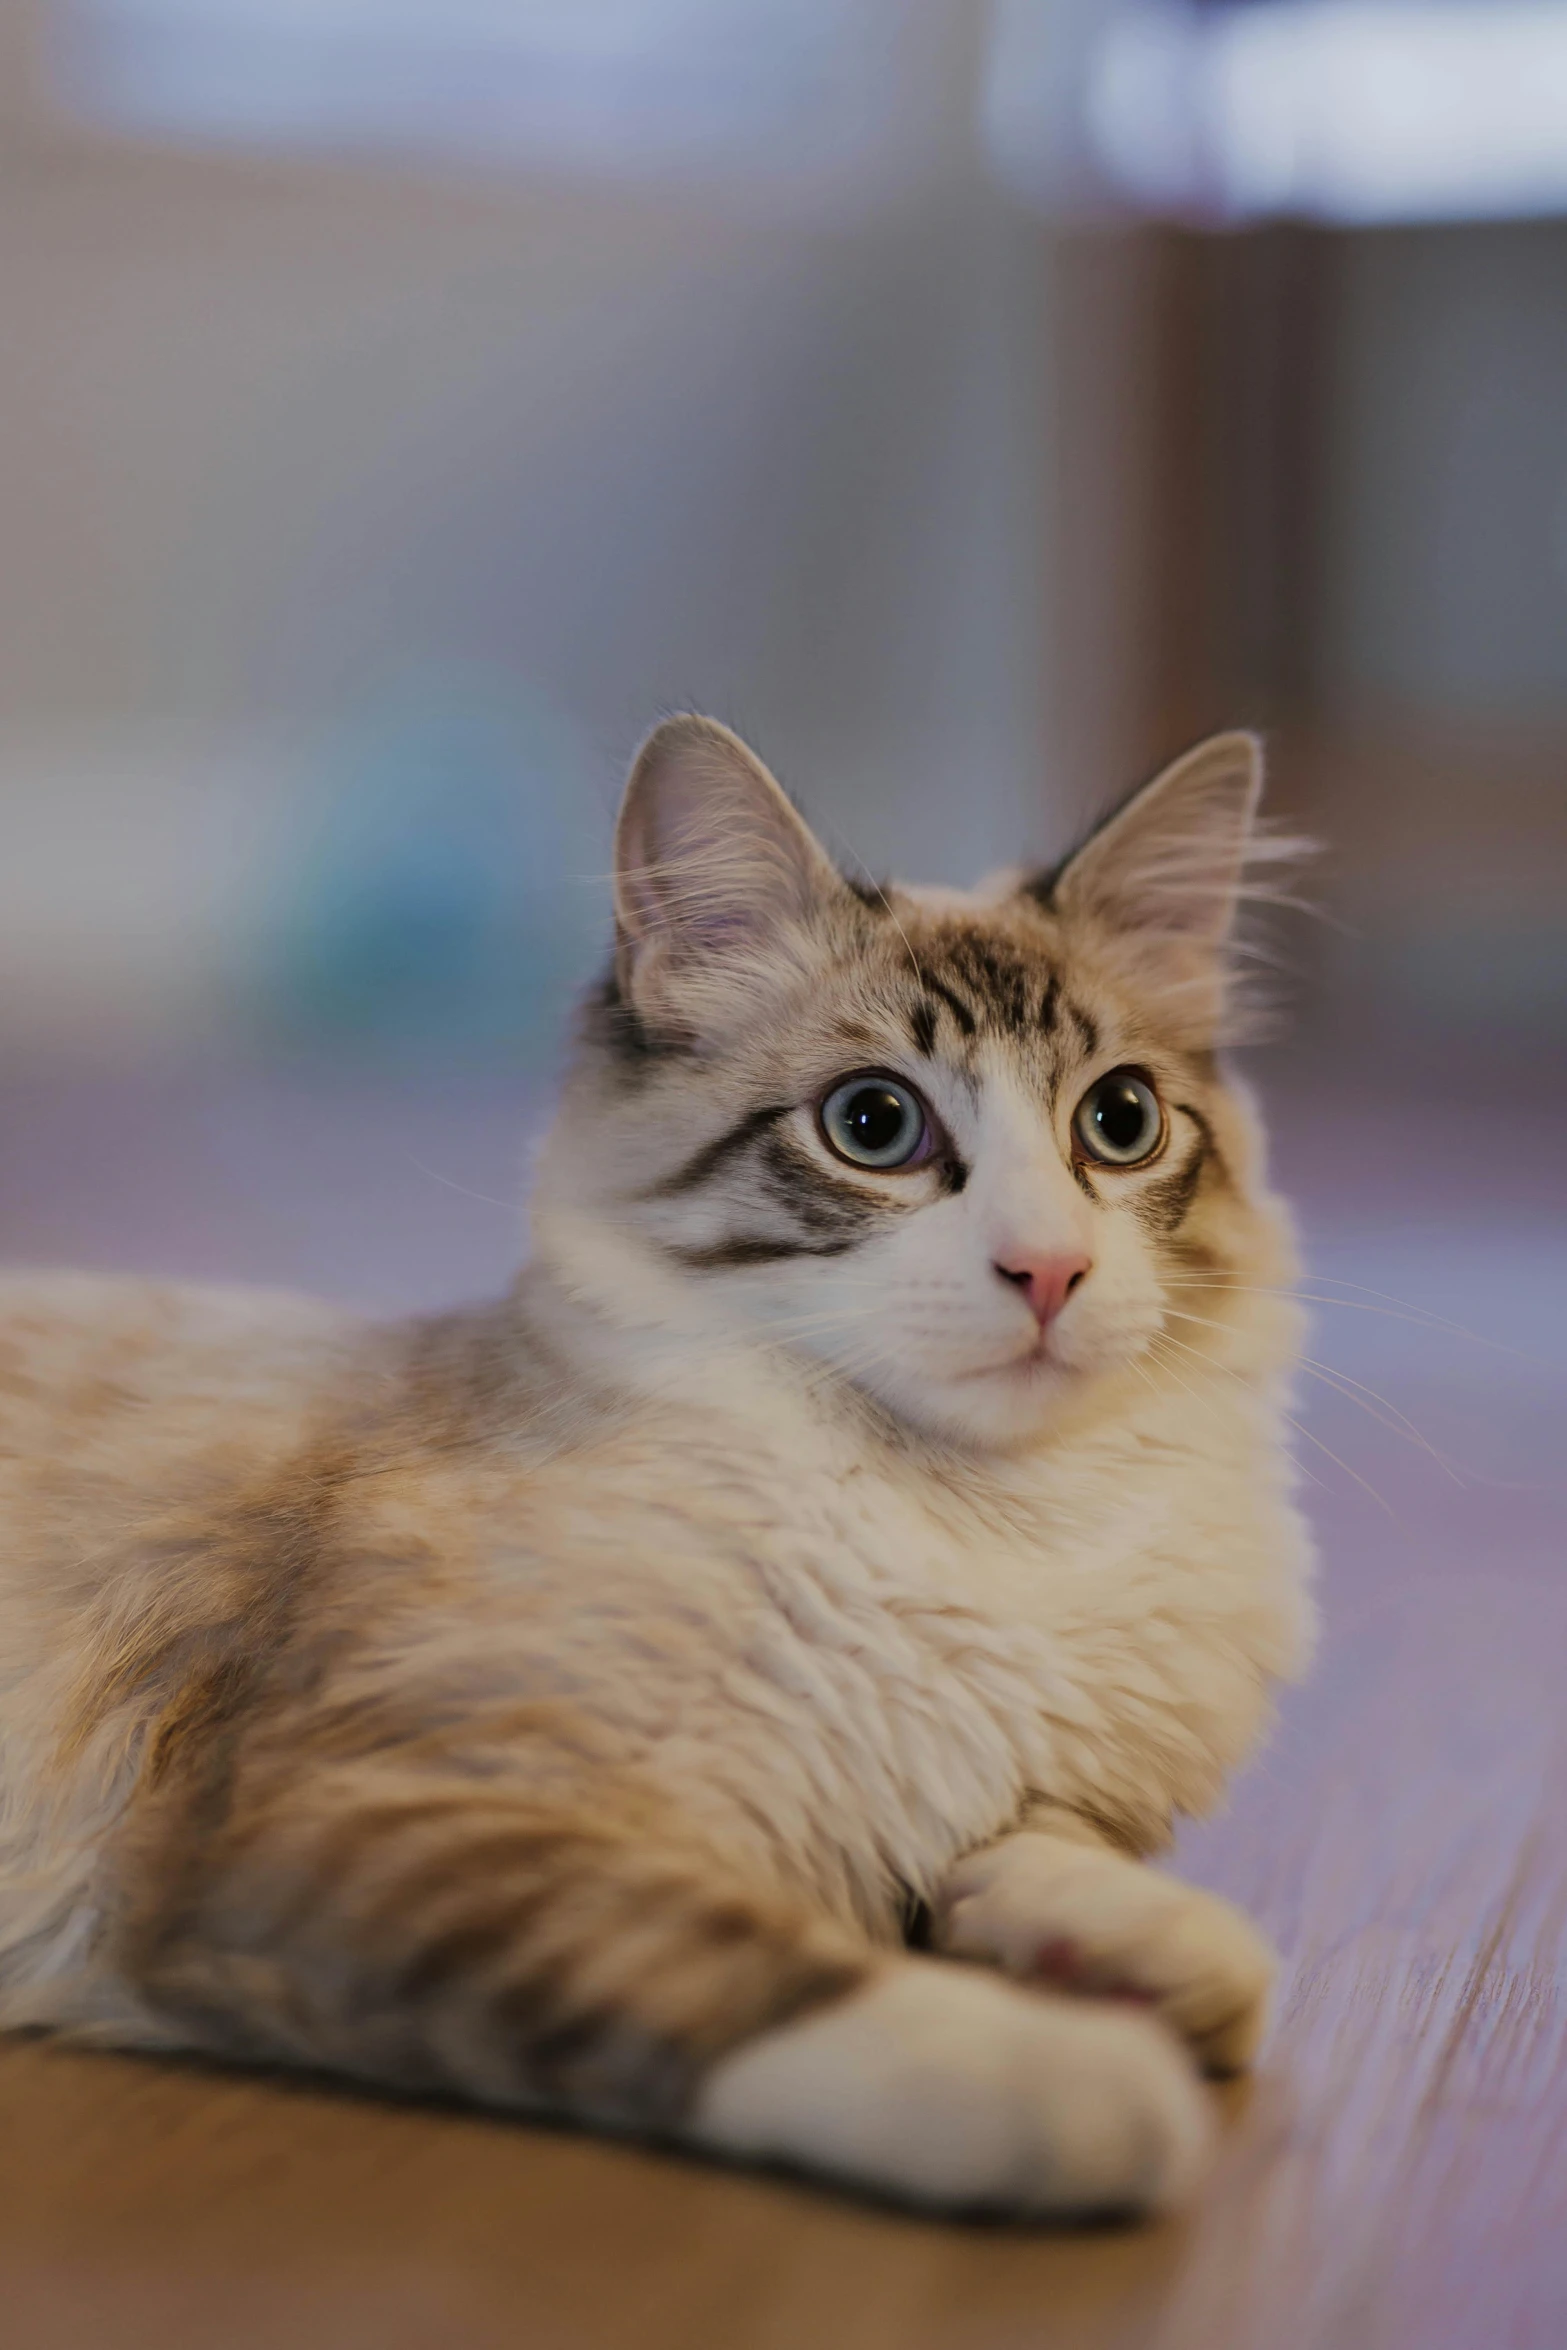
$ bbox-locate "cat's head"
[534,716,1302,1450]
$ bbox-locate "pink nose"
[993,1251,1091,1329]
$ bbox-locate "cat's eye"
[819,1075,931,1171]
[1074,1070,1165,1167]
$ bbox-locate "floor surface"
[2,1047,1564,2349]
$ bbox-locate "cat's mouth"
[1016,1309,1076,1365]
[956,1331,1067,1384]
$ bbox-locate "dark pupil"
[845,1087,908,1154]
[1094,1081,1150,1152]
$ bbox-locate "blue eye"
[820,1076,929,1170]
[1075,1071,1164,1166]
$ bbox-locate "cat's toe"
[937,1836,1275,2076]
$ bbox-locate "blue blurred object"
[262,668,607,1063]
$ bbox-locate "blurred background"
[5,17,1566,2316]
[0,0,1562,1440]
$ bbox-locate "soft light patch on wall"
[997,0,1567,227]
[55,0,901,189]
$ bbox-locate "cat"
[0,716,1314,2218]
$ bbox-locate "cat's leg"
[113,1765,1209,2217]
[694,1952,1211,2216]
[933,1802,1275,2075]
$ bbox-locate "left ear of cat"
[613,714,842,1036]
[1029,732,1268,1038]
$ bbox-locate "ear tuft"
[1033,733,1313,1041]
[613,716,837,1027]
[1043,732,1264,947]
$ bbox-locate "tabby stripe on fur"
[911,941,1098,1053]
[1131,1102,1224,1234]
[124,1776,869,2123]
[1133,1151,1209,1234]
[663,1233,861,1270]
[907,999,939,1058]
[923,977,978,1039]
[752,1134,891,1239]
[647,1103,793,1199]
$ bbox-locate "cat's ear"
[1035,733,1267,1030]
[1043,732,1262,946]
[613,715,837,1030]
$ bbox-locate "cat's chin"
[856,1346,1091,1453]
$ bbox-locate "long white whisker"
[1166,1274,1549,1367]
[1143,1334,1335,1490]
[1160,1306,1465,1482]
[1152,1329,1396,1518]
[402,1156,517,1214]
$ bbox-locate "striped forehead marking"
[897,932,1100,1059]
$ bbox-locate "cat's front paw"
[693,1960,1210,2218]
[936,1834,1275,2075]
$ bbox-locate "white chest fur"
[579,1348,1315,1939]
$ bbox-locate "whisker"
[823,814,926,993]
[1160,1306,1465,1482]
[402,1156,517,1214]
[1152,1330,1396,1518]
[1143,1335,1332,1491]
[1165,1273,1550,1367]
[1294,1358,1466,1484]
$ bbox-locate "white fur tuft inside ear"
[1050,732,1264,949]
[1041,732,1315,1044]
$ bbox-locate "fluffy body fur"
[0,720,1314,2218]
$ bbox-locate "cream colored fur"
[0,719,1315,2219]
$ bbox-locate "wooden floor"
[3,1052,1565,2349]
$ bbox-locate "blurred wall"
[1304,222,1567,1045]
[0,0,1060,1060]
[1322,223,1567,719]
[1090,211,1567,1061]
[6,0,1562,1078]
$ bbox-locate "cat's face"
[535,719,1299,1451]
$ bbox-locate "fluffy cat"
[0,717,1314,2218]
